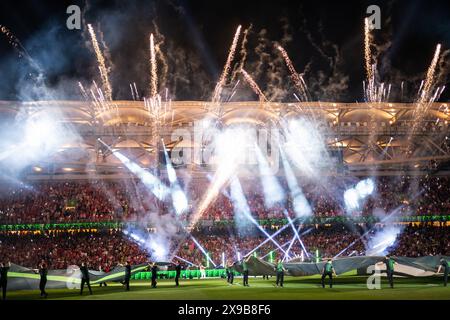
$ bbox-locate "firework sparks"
[412,44,443,124]
[277,45,308,101]
[241,69,267,102]
[1,25,43,75]
[212,25,242,103]
[364,18,373,84]
[87,24,113,101]
[149,33,158,97]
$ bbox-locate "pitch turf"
[7,274,450,300]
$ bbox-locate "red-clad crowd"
[1,176,450,224]
[0,224,447,269]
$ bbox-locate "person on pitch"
[0,261,11,300]
[227,261,234,285]
[199,264,206,279]
[437,258,449,287]
[118,261,131,291]
[175,261,182,287]
[275,258,286,287]
[321,259,337,288]
[225,264,231,283]
[242,256,250,287]
[34,261,48,298]
[79,262,93,295]
[379,255,397,288]
[150,262,158,288]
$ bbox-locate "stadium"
[0,1,449,302]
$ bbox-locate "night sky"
[0,0,449,102]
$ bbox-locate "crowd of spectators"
[1,175,450,224]
[0,224,447,269]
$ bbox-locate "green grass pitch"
[7,273,450,300]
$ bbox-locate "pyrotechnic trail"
[87,24,113,101]
[241,69,267,102]
[277,45,308,101]
[364,18,373,86]
[149,33,158,97]
[231,25,251,82]
[0,25,42,73]
[212,25,242,103]
[409,44,443,147]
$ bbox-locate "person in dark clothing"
[149,263,158,288]
[175,262,182,287]
[226,261,234,285]
[274,259,285,287]
[124,261,131,291]
[242,257,250,287]
[379,255,397,288]
[437,258,449,287]
[34,261,48,298]
[119,261,131,291]
[225,265,230,283]
[0,262,11,300]
[80,262,93,295]
[321,259,337,288]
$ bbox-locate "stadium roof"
[0,100,449,179]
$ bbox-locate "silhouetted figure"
[150,263,158,288]
[175,262,182,286]
[0,262,11,300]
[437,258,449,287]
[34,261,48,298]
[80,262,93,295]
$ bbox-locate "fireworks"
[241,69,267,102]
[87,24,113,101]
[362,19,391,103]
[364,18,373,84]
[277,45,308,101]
[1,25,42,74]
[212,25,242,103]
[410,44,444,137]
[149,33,158,97]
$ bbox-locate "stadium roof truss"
[0,100,449,178]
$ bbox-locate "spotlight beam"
[254,144,284,207]
[285,213,310,258]
[243,221,295,258]
[98,139,169,200]
[191,235,217,267]
[279,146,312,217]
[173,255,197,267]
[229,175,290,257]
[161,140,188,215]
